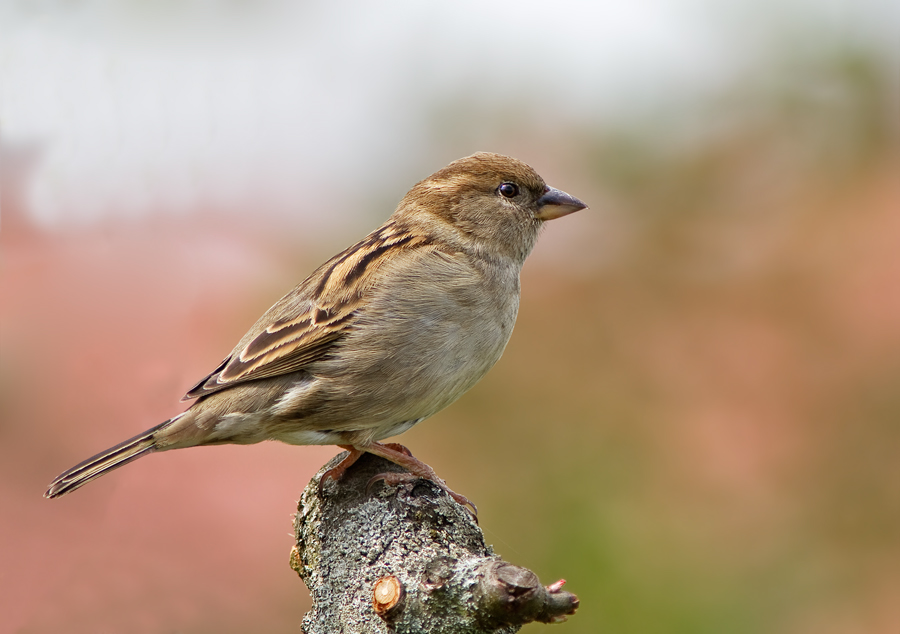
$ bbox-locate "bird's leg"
[362,441,478,518]
[377,442,414,457]
[318,444,364,495]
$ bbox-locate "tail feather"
[45,420,170,499]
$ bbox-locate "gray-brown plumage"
[45,152,586,508]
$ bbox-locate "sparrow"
[45,152,586,512]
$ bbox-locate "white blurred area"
[0,0,895,227]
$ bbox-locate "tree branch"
[291,452,579,633]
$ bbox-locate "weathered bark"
[291,452,579,633]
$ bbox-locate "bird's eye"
[498,182,519,198]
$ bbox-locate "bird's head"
[395,152,586,263]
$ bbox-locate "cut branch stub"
[373,575,406,620]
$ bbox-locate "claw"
[452,493,478,520]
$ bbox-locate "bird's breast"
[305,249,522,431]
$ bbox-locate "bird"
[45,152,586,512]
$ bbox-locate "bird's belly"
[274,429,347,446]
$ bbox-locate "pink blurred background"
[2,2,899,633]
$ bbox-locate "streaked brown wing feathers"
[182,220,427,401]
[223,330,343,381]
[182,303,355,400]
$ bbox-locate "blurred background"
[1,1,898,632]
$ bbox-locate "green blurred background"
[2,1,898,632]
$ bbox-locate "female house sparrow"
[45,152,586,511]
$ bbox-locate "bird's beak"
[534,187,587,220]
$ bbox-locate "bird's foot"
[318,443,412,495]
[367,471,478,519]
[362,441,478,519]
[320,442,478,519]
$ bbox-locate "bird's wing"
[182,221,432,400]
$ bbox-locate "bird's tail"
[45,419,172,499]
